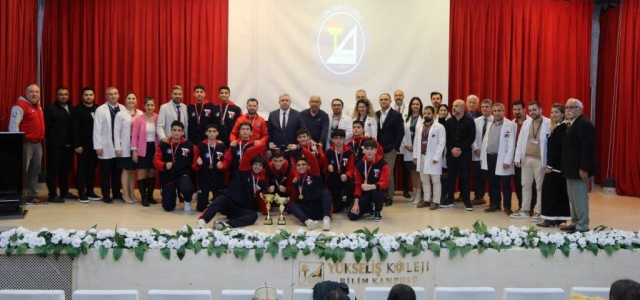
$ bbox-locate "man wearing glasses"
[560,98,596,233]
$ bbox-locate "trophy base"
[277,219,286,225]
[264,218,273,225]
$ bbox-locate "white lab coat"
[157,101,188,140]
[93,102,127,159]
[472,115,494,161]
[480,118,517,175]
[413,121,446,175]
[401,115,423,161]
[358,115,378,139]
[514,116,551,166]
[114,109,143,157]
[326,114,354,146]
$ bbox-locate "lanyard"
[532,119,542,140]
[252,174,259,194]
[195,102,206,124]
[363,160,372,182]
[220,103,229,124]
[352,139,362,158]
[170,141,180,163]
[334,148,344,173]
[207,140,217,168]
[298,175,307,199]
[239,141,249,159]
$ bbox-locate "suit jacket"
[157,101,188,140]
[561,114,596,179]
[376,108,405,153]
[267,109,306,150]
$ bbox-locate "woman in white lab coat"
[413,106,446,210]
[114,91,143,204]
[401,97,423,204]
[350,99,377,138]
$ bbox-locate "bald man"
[560,98,596,233]
[443,99,476,210]
[301,95,329,149]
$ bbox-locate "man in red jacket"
[9,84,45,204]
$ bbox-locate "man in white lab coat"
[470,99,494,206]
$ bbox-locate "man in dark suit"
[376,93,405,206]
[560,98,596,234]
[268,93,306,151]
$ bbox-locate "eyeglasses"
[565,106,581,110]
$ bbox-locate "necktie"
[482,118,488,138]
[282,111,287,128]
[109,105,119,144]
[175,105,181,121]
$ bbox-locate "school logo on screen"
[317,6,365,75]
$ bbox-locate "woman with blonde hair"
[114,91,143,204]
[350,99,378,138]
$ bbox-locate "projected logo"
[317,7,365,75]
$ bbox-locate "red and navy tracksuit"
[153,137,200,211]
[196,139,226,212]
[323,144,356,213]
[348,154,390,220]
[198,144,267,228]
[288,148,332,223]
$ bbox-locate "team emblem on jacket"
[167,149,172,154]
[374,169,380,178]
[216,152,223,159]
[181,148,190,156]
[342,158,349,165]
[256,121,261,126]
[306,177,313,185]
[204,109,211,117]
[228,111,236,119]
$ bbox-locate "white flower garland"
[1,222,638,262]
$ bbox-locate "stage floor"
[2,187,638,233]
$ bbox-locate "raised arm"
[239,143,267,171]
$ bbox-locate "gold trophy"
[261,193,276,225]
[275,195,290,225]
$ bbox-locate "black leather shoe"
[102,197,113,204]
[61,193,78,200]
[86,191,101,201]
[567,228,589,234]
[112,194,124,200]
[403,191,411,199]
[48,197,65,204]
[484,205,501,213]
[385,199,393,206]
[537,220,555,228]
[560,224,576,231]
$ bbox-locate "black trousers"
[200,195,258,228]
[348,189,385,220]
[400,154,410,192]
[446,151,472,203]
[197,176,224,213]
[289,189,332,223]
[472,160,486,199]
[161,174,194,211]
[75,145,97,195]
[513,165,537,210]
[46,144,73,197]
[327,177,355,213]
[100,158,122,199]
[487,154,512,209]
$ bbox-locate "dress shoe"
[504,208,514,215]
[48,197,65,204]
[536,220,555,228]
[403,191,411,199]
[102,197,113,204]
[567,228,589,234]
[86,191,101,201]
[112,194,124,200]
[385,199,393,206]
[429,202,439,210]
[416,201,430,208]
[560,224,576,231]
[470,198,486,205]
[61,193,78,200]
[484,205,501,212]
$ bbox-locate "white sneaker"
[510,210,529,219]
[197,219,206,228]
[214,220,230,230]
[184,201,192,211]
[305,219,320,230]
[531,212,542,223]
[322,216,331,231]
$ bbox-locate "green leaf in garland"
[540,244,549,258]
[411,247,421,257]
[99,245,108,259]
[152,228,161,235]
[561,245,570,258]
[365,247,373,262]
[282,247,292,260]
[53,244,62,260]
[135,247,145,262]
[315,242,327,249]
[313,246,324,258]
[477,244,486,254]
[377,246,388,261]
[16,244,27,255]
[81,242,89,255]
[35,246,47,257]
[604,245,614,256]
[448,247,459,259]
[302,246,311,256]
[335,248,346,262]
[324,248,334,261]
[255,248,264,262]
[5,246,14,256]
[214,246,224,258]
[289,245,299,260]
[429,243,441,257]
[186,225,194,236]
[490,242,501,251]
[113,247,123,261]
[460,245,472,257]
[548,244,556,257]
[586,243,599,256]
[194,242,203,254]
[66,246,78,259]
[161,247,171,260]
[177,246,186,261]
[398,245,407,258]
[266,244,279,258]
[472,220,483,233]
[354,248,363,263]
[372,228,380,235]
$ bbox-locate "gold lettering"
[375,263,382,277]
[386,263,395,273]
[328,263,336,273]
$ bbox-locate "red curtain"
[596,2,640,197]
[41,0,228,108]
[0,0,38,130]
[449,0,593,118]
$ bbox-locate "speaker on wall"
[0,132,27,219]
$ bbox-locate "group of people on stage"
[9,83,595,233]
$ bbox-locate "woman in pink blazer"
[131,96,159,207]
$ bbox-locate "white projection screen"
[228,0,450,116]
